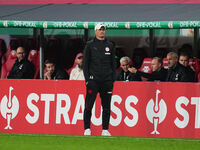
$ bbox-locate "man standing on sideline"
[7,47,35,79]
[83,23,116,136]
[166,52,192,82]
[128,57,167,82]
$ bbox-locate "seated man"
[166,52,193,82]
[128,57,167,82]
[7,47,35,79]
[179,52,195,82]
[69,53,85,80]
[116,56,141,81]
[44,59,69,80]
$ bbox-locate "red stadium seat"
[0,50,17,79]
[139,58,152,73]
[189,58,200,73]
[67,53,82,75]
[28,50,40,79]
[189,58,200,81]
[163,58,168,69]
[1,38,21,65]
[139,58,152,81]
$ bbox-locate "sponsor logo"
[0,87,19,130]
[43,22,47,28]
[3,21,8,27]
[142,66,150,73]
[125,22,130,29]
[105,47,110,52]
[146,90,167,134]
[168,21,173,28]
[83,22,88,29]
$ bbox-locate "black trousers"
[84,80,113,130]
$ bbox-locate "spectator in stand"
[69,53,85,80]
[44,59,69,80]
[116,56,141,81]
[166,52,193,82]
[128,57,167,82]
[179,52,195,82]
[7,47,35,79]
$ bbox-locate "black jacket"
[116,68,141,81]
[186,66,195,82]
[83,37,116,82]
[136,68,168,82]
[166,63,194,82]
[7,58,35,79]
[51,68,69,80]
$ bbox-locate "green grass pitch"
[0,133,200,150]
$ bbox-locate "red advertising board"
[0,80,200,138]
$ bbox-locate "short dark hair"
[152,57,163,66]
[179,52,189,61]
[44,59,56,66]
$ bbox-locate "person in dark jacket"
[128,57,167,82]
[7,47,35,79]
[166,52,193,82]
[44,59,69,80]
[83,23,116,136]
[116,56,141,81]
[179,52,195,82]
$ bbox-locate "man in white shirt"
[69,53,85,80]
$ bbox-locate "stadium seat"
[66,52,84,75]
[139,58,152,81]
[28,50,40,79]
[189,58,200,81]
[163,58,169,69]
[0,50,17,79]
[189,58,200,73]
[1,38,22,65]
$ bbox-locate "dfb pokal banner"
[0,80,200,138]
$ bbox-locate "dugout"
[0,3,200,78]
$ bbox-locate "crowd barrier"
[0,80,200,138]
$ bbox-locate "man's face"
[179,56,189,67]
[16,47,25,62]
[121,60,130,72]
[167,55,178,68]
[76,56,83,68]
[151,59,161,72]
[95,27,106,40]
[45,63,55,74]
